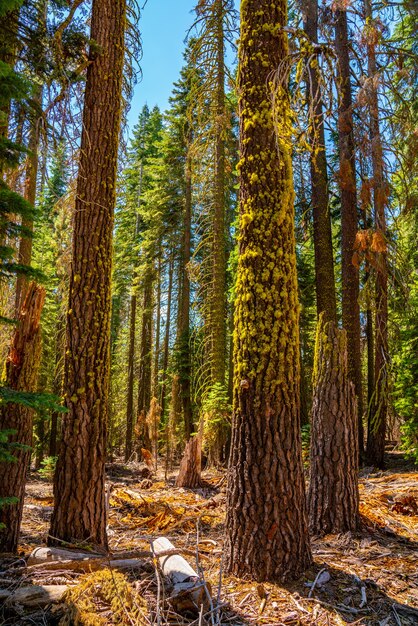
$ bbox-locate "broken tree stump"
[175,435,201,488]
[151,536,210,612]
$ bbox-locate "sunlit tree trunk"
[49,0,126,549]
[335,8,364,456]
[225,0,312,582]
[365,0,389,468]
[0,283,45,553]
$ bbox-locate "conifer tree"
[49,0,126,549]
[225,0,311,581]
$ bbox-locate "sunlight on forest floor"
[1,453,417,625]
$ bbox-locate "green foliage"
[202,382,231,463]
[38,455,58,480]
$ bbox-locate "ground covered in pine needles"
[1,452,417,625]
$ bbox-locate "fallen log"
[0,584,68,608]
[26,557,146,574]
[28,546,103,565]
[151,536,211,612]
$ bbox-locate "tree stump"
[175,436,201,488]
[308,314,359,535]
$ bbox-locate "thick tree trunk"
[0,283,45,553]
[225,0,312,582]
[365,0,389,469]
[49,0,126,549]
[335,9,364,456]
[175,435,201,488]
[308,314,359,535]
[303,0,337,324]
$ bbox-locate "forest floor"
[1,451,418,625]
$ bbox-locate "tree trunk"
[225,0,312,582]
[303,0,337,324]
[0,282,45,553]
[365,0,389,469]
[152,252,162,399]
[160,255,174,420]
[137,269,153,451]
[15,85,42,315]
[175,435,201,488]
[49,0,126,549]
[335,8,364,456]
[178,149,193,440]
[209,0,227,387]
[308,314,359,535]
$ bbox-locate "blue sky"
[127,0,239,129]
[127,0,199,128]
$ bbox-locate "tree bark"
[175,435,202,488]
[136,269,153,451]
[0,282,45,553]
[308,314,359,535]
[225,0,312,582]
[160,255,174,420]
[209,0,227,387]
[365,0,389,469]
[15,85,42,315]
[335,8,364,456]
[303,0,337,324]
[49,0,126,549]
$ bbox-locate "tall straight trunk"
[49,0,126,549]
[365,0,388,468]
[335,8,364,455]
[366,304,374,407]
[308,314,359,535]
[125,289,137,461]
[137,269,153,450]
[304,0,337,323]
[179,149,193,439]
[152,252,162,398]
[0,283,45,553]
[225,0,312,582]
[160,255,174,420]
[210,0,227,386]
[125,172,143,461]
[15,85,42,315]
[0,7,19,139]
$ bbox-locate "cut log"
[151,536,210,612]
[28,546,102,565]
[0,585,67,608]
[26,557,146,573]
[175,436,201,488]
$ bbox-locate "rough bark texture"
[137,270,153,451]
[49,0,126,549]
[365,0,388,469]
[303,0,337,324]
[225,0,312,582]
[160,255,173,420]
[335,9,364,455]
[175,435,201,488]
[0,282,45,553]
[210,0,227,387]
[308,314,359,535]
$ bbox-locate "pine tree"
[225,0,311,581]
[49,0,126,549]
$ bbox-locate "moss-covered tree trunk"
[49,0,126,549]
[335,8,363,456]
[0,282,45,553]
[225,0,312,582]
[209,0,227,388]
[308,314,359,535]
[365,0,388,469]
[304,0,337,323]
